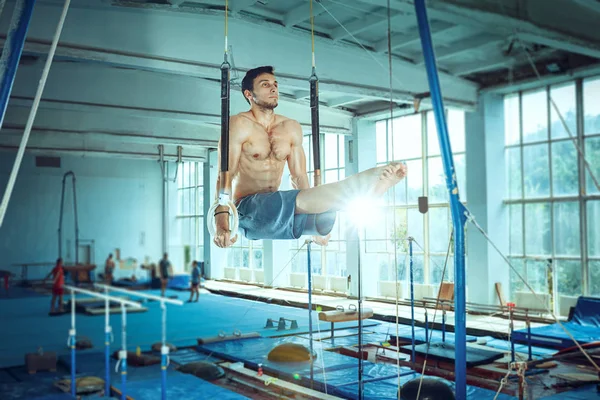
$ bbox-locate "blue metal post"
[307,241,314,388]
[120,304,127,400]
[409,238,416,365]
[104,289,111,396]
[424,308,429,342]
[0,0,36,130]
[69,289,76,397]
[442,310,446,343]
[105,327,111,396]
[161,303,168,400]
[414,1,468,398]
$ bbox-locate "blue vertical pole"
[414,1,468,398]
[69,289,76,397]
[120,305,127,400]
[161,303,168,400]
[307,241,314,388]
[409,238,415,365]
[424,309,429,342]
[104,290,111,396]
[442,310,446,343]
[0,0,36,130]
[105,327,111,395]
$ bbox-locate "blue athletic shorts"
[236,190,336,240]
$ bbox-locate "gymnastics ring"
[207,193,239,239]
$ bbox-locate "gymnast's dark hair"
[241,66,275,104]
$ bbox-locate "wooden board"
[318,308,373,322]
[495,283,506,307]
[220,362,342,400]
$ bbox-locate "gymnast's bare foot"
[372,162,407,197]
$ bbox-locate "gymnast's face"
[248,73,278,110]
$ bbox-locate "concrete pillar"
[346,118,379,298]
[465,93,509,304]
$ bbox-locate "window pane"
[392,114,422,160]
[590,261,600,297]
[326,251,346,276]
[189,163,196,186]
[552,140,579,197]
[325,169,339,184]
[509,204,523,255]
[448,109,465,153]
[525,203,551,255]
[523,144,550,198]
[400,254,424,284]
[550,83,577,140]
[522,89,548,143]
[183,163,189,188]
[556,260,582,299]
[427,111,440,156]
[407,208,424,249]
[429,207,449,253]
[584,77,600,135]
[588,200,600,258]
[527,259,550,294]
[376,120,388,163]
[182,189,191,215]
[430,255,454,285]
[182,218,191,245]
[585,137,600,195]
[178,190,184,215]
[506,147,522,199]
[338,135,346,168]
[428,156,448,204]
[509,258,526,295]
[553,202,580,256]
[504,94,520,146]
[325,134,338,169]
[455,153,466,200]
[253,249,263,270]
[406,159,422,205]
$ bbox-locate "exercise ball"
[178,361,225,381]
[399,376,456,400]
[267,343,316,362]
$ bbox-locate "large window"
[290,133,348,277]
[505,77,600,310]
[371,110,466,289]
[176,162,204,271]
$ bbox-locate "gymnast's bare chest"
[241,128,291,162]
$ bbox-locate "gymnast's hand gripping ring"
[207,193,239,239]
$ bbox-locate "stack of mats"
[197,336,518,399]
[512,297,600,349]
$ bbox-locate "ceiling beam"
[325,96,365,108]
[373,22,456,53]
[13,39,472,110]
[515,32,600,59]
[358,0,600,59]
[449,47,556,77]
[8,96,351,135]
[414,35,504,65]
[572,0,600,14]
[284,2,326,28]
[229,0,257,13]
[330,10,405,41]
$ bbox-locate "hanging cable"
[207,0,239,239]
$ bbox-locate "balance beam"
[318,305,374,340]
[318,305,373,322]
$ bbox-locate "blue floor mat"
[0,286,47,300]
[482,337,557,357]
[59,351,178,383]
[0,380,73,400]
[163,348,222,365]
[0,290,378,368]
[111,371,248,400]
[539,384,600,399]
[513,296,600,349]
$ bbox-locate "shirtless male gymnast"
[213,66,407,249]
